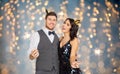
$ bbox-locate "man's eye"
[53,19,56,21]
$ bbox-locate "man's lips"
[49,23,54,26]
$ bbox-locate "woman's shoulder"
[70,37,79,45]
[71,37,79,42]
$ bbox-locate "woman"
[58,18,82,74]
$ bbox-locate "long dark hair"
[65,18,80,41]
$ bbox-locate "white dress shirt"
[28,27,55,58]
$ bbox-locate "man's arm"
[29,49,39,60]
[28,32,40,60]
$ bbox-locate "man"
[28,10,59,74]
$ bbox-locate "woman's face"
[62,19,71,33]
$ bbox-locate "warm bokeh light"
[0,0,120,74]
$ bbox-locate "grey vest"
[36,29,59,71]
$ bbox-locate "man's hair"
[45,12,57,20]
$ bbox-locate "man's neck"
[45,27,54,31]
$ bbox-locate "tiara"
[46,9,48,14]
[74,20,80,26]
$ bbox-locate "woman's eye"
[67,23,69,26]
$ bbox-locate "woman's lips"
[62,27,65,30]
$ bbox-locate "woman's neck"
[63,32,70,40]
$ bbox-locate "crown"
[46,9,48,14]
[74,20,80,26]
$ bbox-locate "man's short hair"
[45,12,57,20]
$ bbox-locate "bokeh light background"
[0,0,120,74]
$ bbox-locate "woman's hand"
[71,61,80,68]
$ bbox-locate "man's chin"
[49,28,54,30]
[46,27,54,30]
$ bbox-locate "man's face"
[45,16,57,30]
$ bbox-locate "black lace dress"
[58,41,82,74]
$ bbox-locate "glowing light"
[90,18,98,22]
[99,18,103,21]
[75,7,80,11]
[87,13,90,16]
[31,15,35,20]
[108,13,111,17]
[35,0,41,6]
[16,37,19,41]
[87,6,91,10]
[23,32,30,39]
[0,0,119,74]
[110,43,113,47]
[90,34,93,38]
[44,1,48,6]
[93,2,97,6]
[115,4,118,8]
[93,7,99,15]
[108,37,111,41]
[89,45,93,48]
[17,60,21,64]
[113,68,117,72]
[0,16,4,21]
[94,49,102,56]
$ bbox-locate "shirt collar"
[42,27,54,35]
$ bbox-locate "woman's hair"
[45,9,57,20]
[65,18,80,41]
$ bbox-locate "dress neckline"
[59,40,70,48]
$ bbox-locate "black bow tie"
[48,31,55,35]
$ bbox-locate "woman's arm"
[70,37,79,68]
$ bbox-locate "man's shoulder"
[37,29,42,32]
[31,31,39,36]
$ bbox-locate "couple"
[28,10,82,74]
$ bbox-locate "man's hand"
[29,49,39,60]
